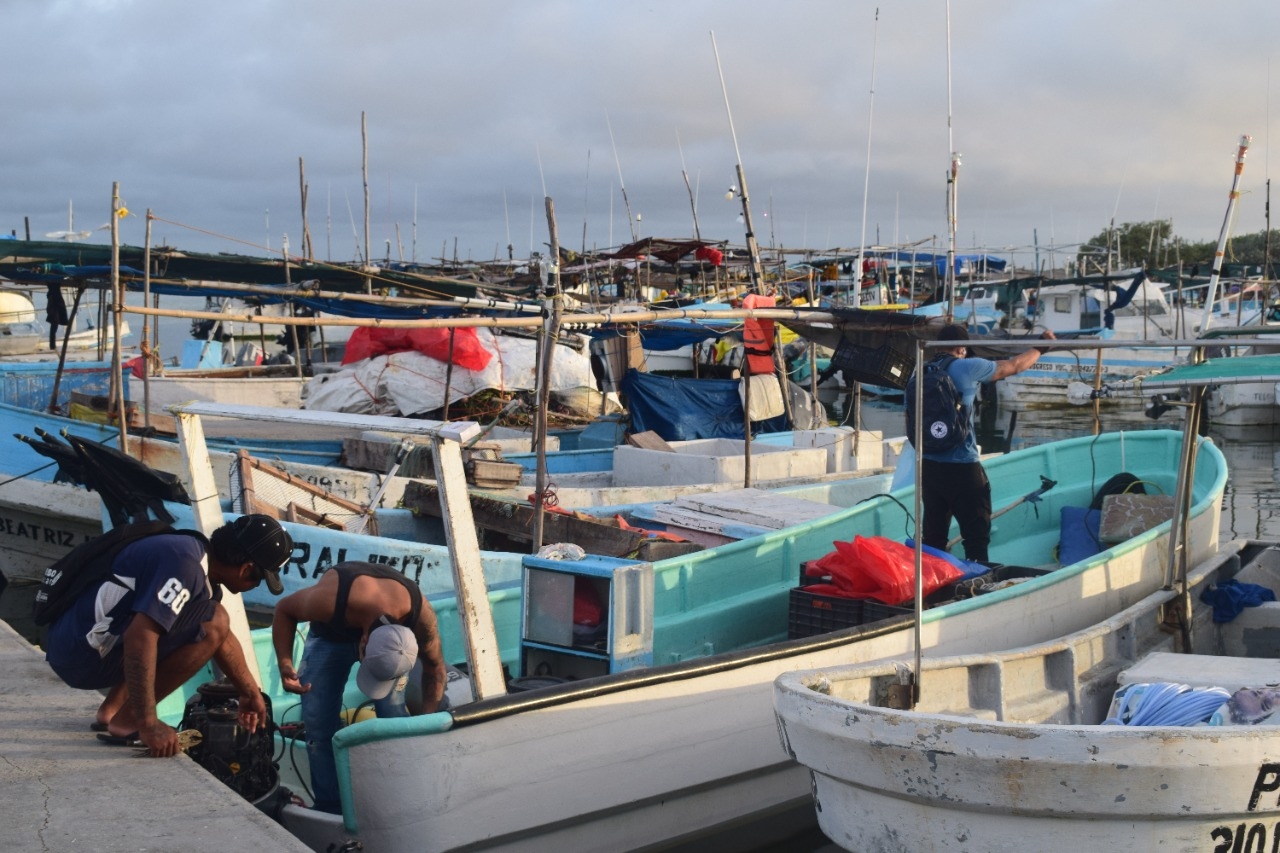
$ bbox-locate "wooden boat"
[119,404,1225,852]
[258,429,1221,853]
[773,536,1280,853]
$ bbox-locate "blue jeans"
[297,633,408,814]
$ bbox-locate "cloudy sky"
[2,0,1278,272]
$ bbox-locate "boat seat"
[1118,651,1280,691]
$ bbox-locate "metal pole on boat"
[1164,347,1206,651]
[1198,135,1251,334]
[910,338,926,706]
[142,211,152,431]
[110,182,129,452]
[710,31,765,290]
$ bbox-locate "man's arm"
[992,330,1056,380]
[271,585,325,695]
[412,604,447,714]
[121,613,180,756]
[211,618,267,733]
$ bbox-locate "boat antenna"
[857,8,881,306]
[944,0,958,322]
[710,30,764,290]
[677,127,702,240]
[1198,135,1251,334]
[606,111,637,243]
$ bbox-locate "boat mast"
[944,0,958,322]
[1198,135,1251,334]
[857,8,881,307]
[606,112,638,244]
[710,30,765,291]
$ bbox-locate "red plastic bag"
[342,326,492,370]
[810,535,963,605]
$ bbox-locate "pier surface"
[0,619,309,852]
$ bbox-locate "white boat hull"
[773,540,1280,853]
[296,485,1223,852]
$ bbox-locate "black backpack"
[904,353,970,454]
[32,520,207,627]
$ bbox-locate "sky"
[2,0,1279,274]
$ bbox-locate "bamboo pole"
[362,111,372,294]
[110,182,129,452]
[142,210,153,430]
[299,156,313,262]
[531,197,562,552]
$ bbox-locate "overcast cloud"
[2,0,1277,271]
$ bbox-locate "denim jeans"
[297,632,408,814]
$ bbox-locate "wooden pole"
[142,210,153,430]
[442,329,456,422]
[110,182,129,452]
[299,156,313,262]
[531,197,562,552]
[362,111,372,295]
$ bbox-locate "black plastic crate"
[788,587,863,639]
[859,599,914,624]
[829,336,914,390]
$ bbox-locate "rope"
[0,461,56,488]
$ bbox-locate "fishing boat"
[772,540,1280,853]
[772,351,1280,853]
[89,390,1225,852]
[268,431,1221,852]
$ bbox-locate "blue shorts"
[45,603,214,691]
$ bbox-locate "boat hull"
[277,431,1226,852]
[773,541,1280,853]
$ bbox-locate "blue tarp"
[620,369,788,441]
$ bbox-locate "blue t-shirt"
[67,533,215,660]
[923,356,997,464]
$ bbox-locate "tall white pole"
[1198,135,1251,333]
[857,8,881,304]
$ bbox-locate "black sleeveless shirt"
[309,562,423,643]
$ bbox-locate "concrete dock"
[0,619,309,853]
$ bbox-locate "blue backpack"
[904,353,970,454]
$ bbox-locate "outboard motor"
[180,679,290,816]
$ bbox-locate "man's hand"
[237,689,267,733]
[1041,329,1056,341]
[279,662,311,696]
[138,718,181,758]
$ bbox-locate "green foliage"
[1076,220,1280,273]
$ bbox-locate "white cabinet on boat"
[520,553,654,680]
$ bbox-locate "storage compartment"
[520,553,653,677]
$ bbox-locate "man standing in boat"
[271,561,447,814]
[916,324,1054,562]
[44,514,293,756]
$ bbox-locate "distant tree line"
[1074,220,1279,277]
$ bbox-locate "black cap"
[228,514,292,595]
[937,323,970,342]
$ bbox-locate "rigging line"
[857,8,881,277]
[0,461,56,488]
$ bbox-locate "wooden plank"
[653,487,843,532]
[626,430,675,452]
[430,431,506,700]
[174,410,261,688]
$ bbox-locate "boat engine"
[180,679,289,815]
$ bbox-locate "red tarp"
[341,326,493,370]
